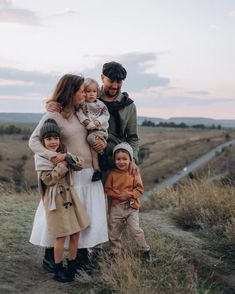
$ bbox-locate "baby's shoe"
[92,170,103,182]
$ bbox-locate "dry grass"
[0,127,233,192]
[142,179,235,250]
[77,229,219,294]
[138,126,234,190]
[0,191,225,293]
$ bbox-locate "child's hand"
[83,119,90,126]
[50,153,67,164]
[119,192,130,201]
[94,120,101,128]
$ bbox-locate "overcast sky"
[0,0,234,119]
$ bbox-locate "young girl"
[76,78,110,181]
[35,118,90,282]
[104,142,152,262]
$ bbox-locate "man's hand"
[50,153,67,164]
[92,138,106,153]
[46,101,62,113]
[129,161,139,175]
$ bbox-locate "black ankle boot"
[54,262,74,283]
[76,249,94,273]
[43,247,55,272]
[67,259,80,277]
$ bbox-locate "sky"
[0,0,234,119]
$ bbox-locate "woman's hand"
[92,138,106,153]
[128,161,139,175]
[46,101,62,113]
[50,153,67,164]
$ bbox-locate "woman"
[29,74,108,272]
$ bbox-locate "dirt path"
[141,210,235,291]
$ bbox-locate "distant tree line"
[0,124,32,135]
[141,119,222,129]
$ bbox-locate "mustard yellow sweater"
[104,168,144,209]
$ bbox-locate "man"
[94,61,139,175]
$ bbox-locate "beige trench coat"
[40,162,90,238]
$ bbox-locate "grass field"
[1,125,234,192]
[1,125,235,292]
[0,191,230,293]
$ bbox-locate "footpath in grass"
[0,191,232,294]
[142,179,235,292]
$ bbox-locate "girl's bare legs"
[68,232,79,261]
[54,236,66,263]
[54,236,74,282]
[67,232,80,277]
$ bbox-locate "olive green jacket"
[98,90,139,169]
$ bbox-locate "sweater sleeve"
[96,104,110,130]
[76,107,89,124]
[40,162,68,186]
[127,172,144,199]
[28,113,58,160]
[104,173,120,198]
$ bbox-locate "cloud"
[0,67,59,96]
[228,10,235,17]
[83,52,170,92]
[188,90,209,95]
[210,24,219,30]
[134,92,234,109]
[0,0,40,25]
[51,9,78,17]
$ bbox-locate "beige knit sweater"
[29,112,92,168]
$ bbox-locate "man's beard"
[104,89,119,98]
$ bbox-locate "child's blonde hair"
[84,78,99,91]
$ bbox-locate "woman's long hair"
[51,74,84,109]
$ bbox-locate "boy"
[104,142,151,262]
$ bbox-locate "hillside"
[1,112,235,127]
[1,126,235,293]
[0,126,234,193]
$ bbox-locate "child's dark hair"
[40,118,66,153]
[41,133,65,153]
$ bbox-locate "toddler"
[76,78,110,181]
[104,142,152,262]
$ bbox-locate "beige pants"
[109,202,150,254]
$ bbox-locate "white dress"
[29,112,108,248]
[30,168,108,248]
